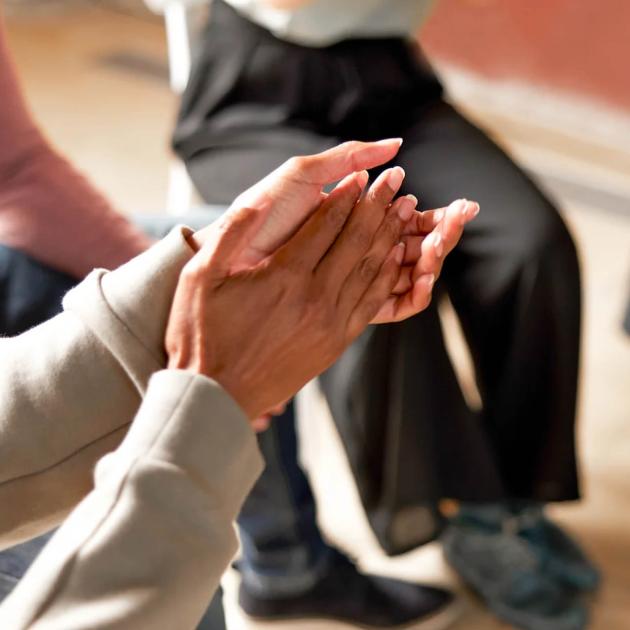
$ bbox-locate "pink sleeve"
[0,15,153,278]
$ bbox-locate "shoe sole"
[241,595,465,630]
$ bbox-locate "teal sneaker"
[515,505,601,593]
[442,518,588,630]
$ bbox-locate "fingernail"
[450,198,467,225]
[397,197,415,221]
[466,201,480,218]
[434,209,445,223]
[376,137,403,147]
[451,198,467,213]
[356,170,369,188]
[405,194,419,207]
[386,166,405,191]
[395,242,405,264]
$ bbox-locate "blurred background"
[3,0,629,628]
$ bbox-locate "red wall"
[421,0,630,112]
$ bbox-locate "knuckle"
[370,182,394,206]
[358,255,381,280]
[339,141,361,172]
[285,155,308,173]
[275,250,307,278]
[382,213,402,241]
[326,203,350,230]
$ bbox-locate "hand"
[166,166,417,420]
[251,401,288,433]
[372,198,480,323]
[189,139,403,267]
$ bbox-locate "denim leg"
[0,533,53,603]
[237,401,331,597]
[196,588,226,630]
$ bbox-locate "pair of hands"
[166,140,478,424]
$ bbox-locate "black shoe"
[238,551,461,629]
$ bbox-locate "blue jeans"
[134,212,332,595]
[237,401,332,597]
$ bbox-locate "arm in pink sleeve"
[0,15,153,278]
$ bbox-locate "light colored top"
[223,0,436,46]
[0,227,263,629]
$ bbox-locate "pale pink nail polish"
[395,242,405,264]
[386,166,405,191]
[376,137,403,147]
[398,199,415,221]
[405,194,419,208]
[356,170,369,188]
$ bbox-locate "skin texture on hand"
[190,140,404,266]
[168,167,416,420]
[169,141,479,424]
[375,197,480,322]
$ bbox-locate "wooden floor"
[5,5,630,629]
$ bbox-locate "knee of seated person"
[508,197,579,273]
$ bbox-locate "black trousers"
[175,0,581,552]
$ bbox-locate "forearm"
[0,371,263,630]
[0,17,152,277]
[0,228,194,546]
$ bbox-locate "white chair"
[146,0,211,215]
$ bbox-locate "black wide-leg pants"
[174,0,581,553]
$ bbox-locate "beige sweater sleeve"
[0,369,262,630]
[0,226,252,546]
[0,225,264,628]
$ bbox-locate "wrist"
[166,349,259,420]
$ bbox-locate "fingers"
[273,170,368,271]
[315,167,410,293]
[401,207,446,237]
[371,273,436,324]
[391,226,443,293]
[251,399,288,432]
[251,416,272,433]
[282,139,402,185]
[194,205,265,280]
[402,199,479,238]
[346,243,405,338]
[336,196,417,319]
[373,198,481,322]
[410,199,479,283]
[392,199,480,292]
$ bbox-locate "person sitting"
[170,1,597,629]
[0,138,475,628]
